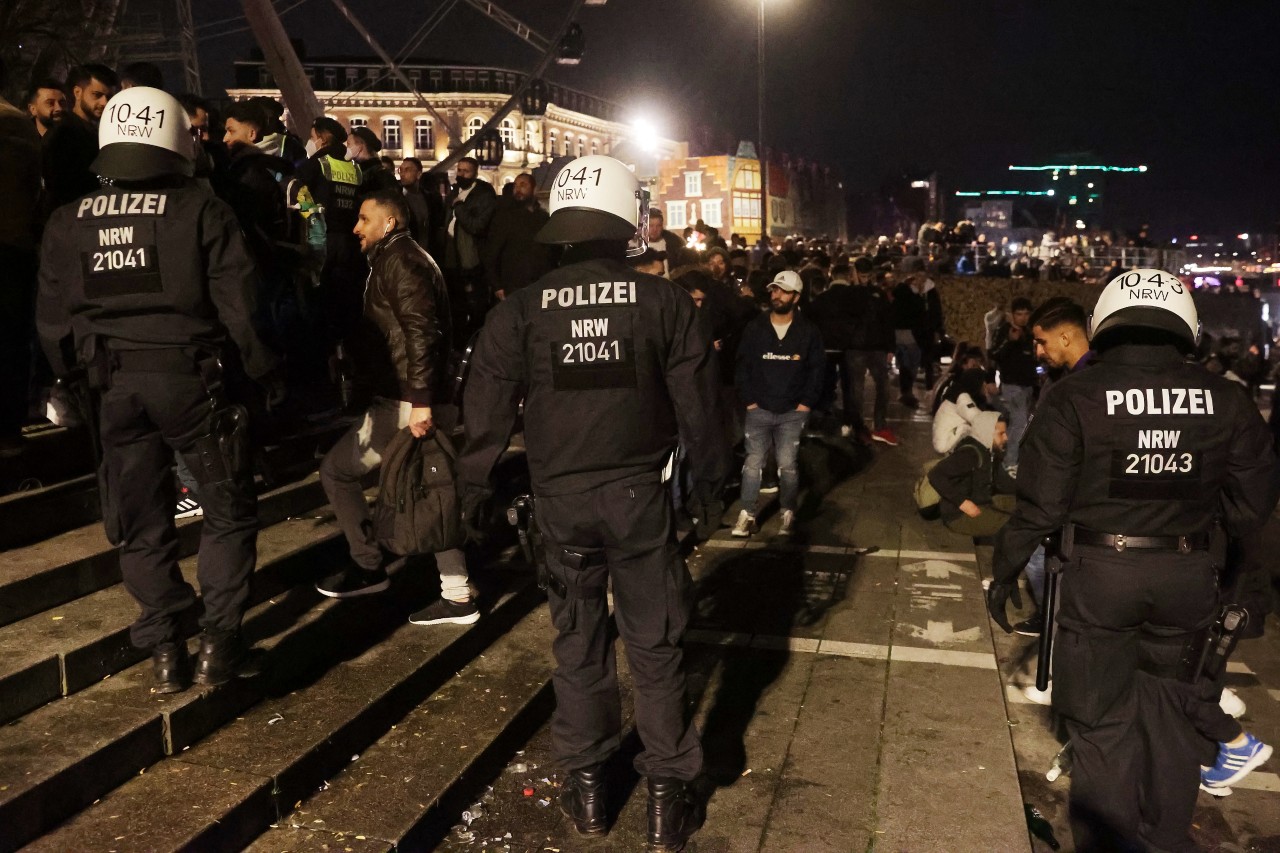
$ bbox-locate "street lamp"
[757,0,768,247]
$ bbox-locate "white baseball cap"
[769,270,803,293]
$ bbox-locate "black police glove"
[986,579,1023,634]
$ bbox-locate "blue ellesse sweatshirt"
[734,311,826,413]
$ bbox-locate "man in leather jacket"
[314,189,475,626]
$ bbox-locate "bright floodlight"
[631,116,661,152]
[910,180,930,188]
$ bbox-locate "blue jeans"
[1024,544,1046,608]
[1001,383,1034,468]
[741,407,807,513]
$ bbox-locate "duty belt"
[1073,528,1210,554]
[111,348,200,373]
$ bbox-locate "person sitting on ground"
[927,411,1017,538]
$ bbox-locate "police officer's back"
[36,87,278,694]
[459,156,726,851]
[989,269,1278,851]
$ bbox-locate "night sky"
[191,0,1280,238]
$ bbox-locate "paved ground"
[421,397,1280,853]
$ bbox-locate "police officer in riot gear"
[988,269,1278,852]
[36,87,279,693]
[458,155,727,851]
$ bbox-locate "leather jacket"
[350,230,452,406]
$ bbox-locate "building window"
[734,162,761,190]
[382,117,401,151]
[464,70,476,91]
[345,67,358,85]
[562,135,572,156]
[429,70,443,90]
[548,129,557,153]
[478,70,490,91]
[700,199,723,228]
[467,116,484,140]
[590,139,600,156]
[500,118,516,149]
[324,67,337,89]
[349,116,368,130]
[665,201,687,230]
[414,117,433,153]
[408,69,421,88]
[526,124,539,154]
[258,68,270,87]
[450,70,463,90]
[576,135,586,157]
[685,171,703,198]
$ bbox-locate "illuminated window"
[700,198,722,228]
[591,139,600,156]
[666,201,687,229]
[349,116,368,130]
[548,128,557,153]
[382,117,401,151]
[467,116,484,140]
[732,162,762,231]
[685,171,702,197]
[414,117,433,152]
[500,118,516,148]
[577,135,586,157]
[562,135,572,156]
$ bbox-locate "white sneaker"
[175,489,203,519]
[1200,780,1233,797]
[778,509,796,536]
[731,510,756,538]
[1024,683,1052,706]
[1219,687,1246,719]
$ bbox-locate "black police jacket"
[35,179,278,380]
[349,230,451,407]
[992,343,1279,582]
[459,257,728,498]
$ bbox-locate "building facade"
[655,142,847,243]
[226,57,679,185]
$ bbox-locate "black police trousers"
[536,476,703,781]
[98,367,258,650]
[1052,545,1219,853]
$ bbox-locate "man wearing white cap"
[731,269,826,537]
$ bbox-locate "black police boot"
[647,777,702,852]
[151,641,192,694]
[193,631,263,686]
[558,765,608,837]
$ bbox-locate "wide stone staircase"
[0,426,554,853]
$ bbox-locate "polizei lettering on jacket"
[75,193,168,219]
[541,281,637,310]
[1104,388,1215,416]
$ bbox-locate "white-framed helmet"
[537,155,650,256]
[1089,268,1200,351]
[92,87,196,181]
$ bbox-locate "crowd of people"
[7,50,1280,852]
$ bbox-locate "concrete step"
[0,424,93,496]
[0,417,351,551]
[0,472,328,630]
[246,605,556,852]
[0,499,345,727]
[17,577,541,853]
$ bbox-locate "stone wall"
[934,277,1101,348]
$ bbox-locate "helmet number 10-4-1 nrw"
[557,167,603,188]
[106,103,166,128]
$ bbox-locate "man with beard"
[45,64,119,206]
[221,101,295,354]
[730,270,825,538]
[483,172,554,301]
[26,80,67,137]
[442,156,496,341]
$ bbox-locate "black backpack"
[375,427,463,555]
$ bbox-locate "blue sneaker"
[1201,733,1273,789]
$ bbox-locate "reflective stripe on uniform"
[320,156,361,186]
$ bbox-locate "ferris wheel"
[229,0,607,172]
